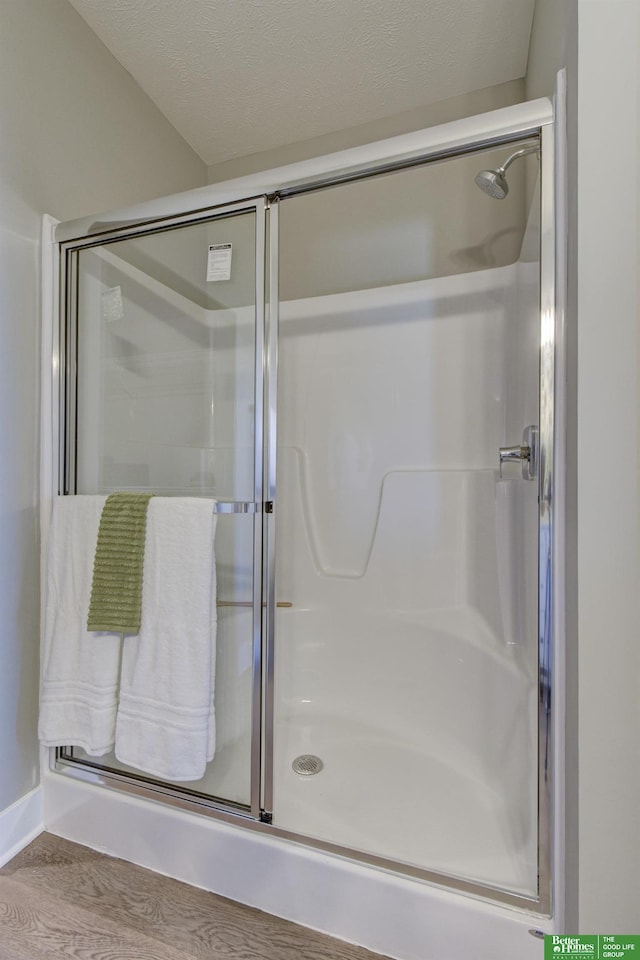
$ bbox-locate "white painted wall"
[525,0,577,101]
[207,80,526,182]
[276,147,536,301]
[575,0,640,933]
[0,0,205,824]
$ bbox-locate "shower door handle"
[499,425,538,480]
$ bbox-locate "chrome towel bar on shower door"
[212,500,261,514]
[96,500,262,513]
[217,600,292,608]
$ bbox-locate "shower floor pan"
[271,604,538,898]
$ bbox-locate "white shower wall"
[272,247,540,894]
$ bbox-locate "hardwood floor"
[0,833,388,960]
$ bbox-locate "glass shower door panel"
[70,210,259,809]
[272,152,541,897]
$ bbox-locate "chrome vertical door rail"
[250,199,267,820]
[261,197,279,818]
[538,120,557,916]
[550,69,569,930]
[61,249,78,495]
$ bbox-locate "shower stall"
[42,96,563,951]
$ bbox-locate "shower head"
[474,168,509,200]
[474,143,539,200]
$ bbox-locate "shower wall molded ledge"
[42,771,555,960]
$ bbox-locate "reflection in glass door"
[60,201,265,816]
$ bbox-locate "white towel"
[114,497,217,782]
[39,495,121,755]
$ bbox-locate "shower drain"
[292,754,324,776]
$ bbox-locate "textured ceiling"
[66,0,536,166]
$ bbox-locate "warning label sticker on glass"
[207,243,232,281]
[101,285,123,322]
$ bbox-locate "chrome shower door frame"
[50,94,563,917]
[55,197,268,822]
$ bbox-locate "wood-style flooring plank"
[0,833,388,960]
[0,877,192,960]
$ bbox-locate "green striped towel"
[87,493,154,635]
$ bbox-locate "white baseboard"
[43,771,554,960]
[0,787,44,867]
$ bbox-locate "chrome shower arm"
[499,143,539,175]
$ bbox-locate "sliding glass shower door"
[59,201,266,816]
[271,143,542,899]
